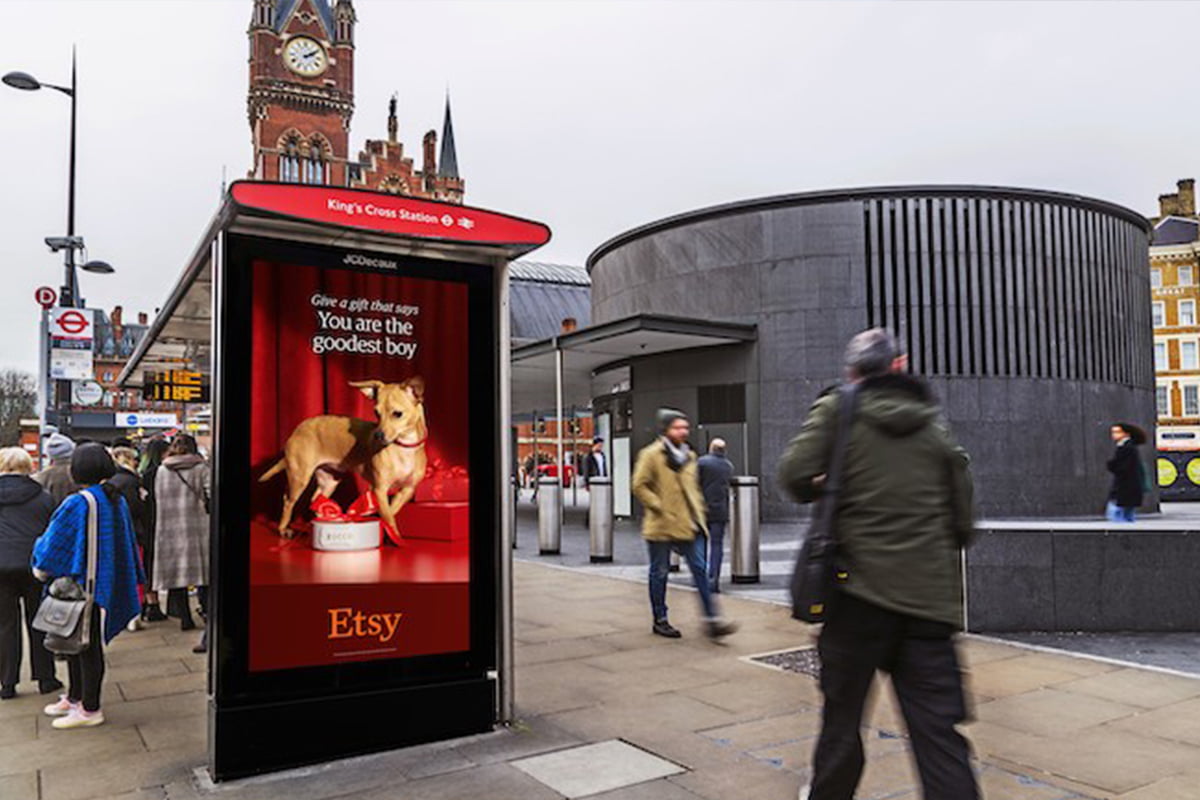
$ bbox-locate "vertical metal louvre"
[862,193,1148,385]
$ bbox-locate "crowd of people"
[0,431,210,730]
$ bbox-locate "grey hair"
[844,328,902,377]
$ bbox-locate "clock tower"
[247,0,356,185]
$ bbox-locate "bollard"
[589,477,614,563]
[669,549,681,573]
[537,476,562,555]
[730,476,760,584]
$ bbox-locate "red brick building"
[247,0,463,202]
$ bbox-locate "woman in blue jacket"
[32,444,142,729]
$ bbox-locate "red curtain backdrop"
[249,259,470,521]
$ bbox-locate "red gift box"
[397,502,469,542]
[415,463,470,503]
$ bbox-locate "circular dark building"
[586,186,1155,519]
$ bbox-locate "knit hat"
[44,433,76,461]
[656,408,688,433]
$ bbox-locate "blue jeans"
[647,537,717,622]
[707,520,727,590]
[1106,501,1136,523]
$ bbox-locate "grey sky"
[0,0,1190,374]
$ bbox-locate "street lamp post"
[6,51,115,440]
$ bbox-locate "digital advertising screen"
[246,257,473,671]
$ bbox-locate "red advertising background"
[249,259,471,672]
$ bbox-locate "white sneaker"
[43,695,77,717]
[51,707,105,729]
[127,617,145,632]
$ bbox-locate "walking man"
[697,438,733,593]
[778,328,978,800]
[583,437,607,480]
[633,409,737,640]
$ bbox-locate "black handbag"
[33,490,99,655]
[790,383,859,623]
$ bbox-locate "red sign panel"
[35,286,57,309]
[230,181,550,248]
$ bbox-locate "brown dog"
[259,377,428,539]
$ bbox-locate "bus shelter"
[119,181,549,780]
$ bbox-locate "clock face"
[283,36,327,77]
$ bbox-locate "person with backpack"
[153,435,210,650]
[32,443,142,729]
[778,328,978,800]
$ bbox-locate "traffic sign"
[35,286,57,309]
[49,307,94,341]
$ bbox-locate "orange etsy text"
[327,608,403,643]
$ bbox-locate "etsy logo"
[327,607,403,643]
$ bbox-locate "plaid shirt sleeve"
[31,493,87,580]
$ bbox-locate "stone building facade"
[1150,179,1200,450]
[246,0,463,202]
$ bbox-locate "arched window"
[301,136,330,185]
[278,133,301,183]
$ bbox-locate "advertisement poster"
[248,258,470,672]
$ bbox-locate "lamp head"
[81,260,115,274]
[2,71,41,91]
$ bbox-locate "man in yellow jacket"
[633,408,738,640]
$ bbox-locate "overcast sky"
[0,0,1193,374]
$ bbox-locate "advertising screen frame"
[210,232,501,780]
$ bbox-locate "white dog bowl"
[312,520,382,552]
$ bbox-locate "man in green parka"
[778,328,978,800]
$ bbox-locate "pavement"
[2,544,1200,798]
[516,493,1200,676]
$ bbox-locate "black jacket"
[583,452,608,480]
[697,453,734,522]
[0,474,55,571]
[109,467,149,547]
[1107,439,1143,508]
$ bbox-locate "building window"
[1186,385,1200,416]
[1153,302,1166,328]
[1156,342,1168,371]
[1182,266,1194,286]
[1151,269,1163,289]
[1183,300,1196,327]
[1182,340,1198,370]
[1158,385,1170,416]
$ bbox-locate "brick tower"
[247,0,356,184]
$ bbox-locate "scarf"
[662,437,691,471]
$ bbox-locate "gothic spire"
[438,93,459,180]
[387,93,398,144]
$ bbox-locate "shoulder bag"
[789,383,859,623]
[33,491,99,655]
[172,467,210,515]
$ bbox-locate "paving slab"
[512,739,685,798]
[974,687,1142,736]
[1055,667,1200,709]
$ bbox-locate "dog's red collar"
[392,435,427,449]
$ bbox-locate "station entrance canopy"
[511,315,757,414]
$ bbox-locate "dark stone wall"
[966,526,1200,631]
[588,191,1155,520]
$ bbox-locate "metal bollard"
[730,476,760,584]
[537,476,562,555]
[589,477,614,563]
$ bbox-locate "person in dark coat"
[0,448,61,699]
[1106,423,1145,523]
[34,433,79,507]
[109,447,150,630]
[778,328,978,800]
[137,438,169,622]
[697,439,733,593]
[582,437,607,480]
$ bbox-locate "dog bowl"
[312,520,382,552]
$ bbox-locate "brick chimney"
[1179,179,1196,216]
[561,317,578,333]
[1160,192,1180,218]
[111,306,123,338]
[423,130,437,177]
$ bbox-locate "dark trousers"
[707,520,727,590]
[811,592,978,800]
[647,537,717,622]
[0,569,57,688]
[66,605,105,712]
